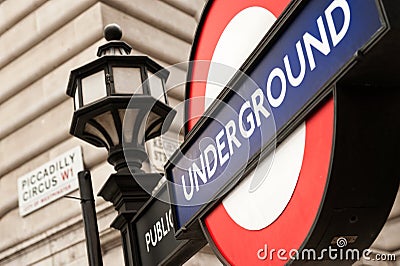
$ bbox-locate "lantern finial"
[104,23,122,41]
[97,23,132,57]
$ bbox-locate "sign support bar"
[78,170,103,266]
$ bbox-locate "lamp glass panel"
[74,91,80,110]
[81,71,107,106]
[113,67,143,94]
[84,123,109,149]
[147,111,160,126]
[137,111,147,145]
[147,72,166,103]
[93,111,119,146]
[147,123,162,140]
[119,109,137,143]
[145,112,162,140]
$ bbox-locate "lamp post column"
[98,147,162,265]
[78,171,103,266]
[98,171,157,266]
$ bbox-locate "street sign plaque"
[132,184,206,265]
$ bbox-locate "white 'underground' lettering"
[181,88,270,201]
[266,0,350,107]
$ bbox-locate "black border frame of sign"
[131,183,207,265]
[169,0,389,240]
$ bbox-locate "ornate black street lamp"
[66,24,176,265]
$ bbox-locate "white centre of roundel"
[204,7,277,109]
[222,123,306,230]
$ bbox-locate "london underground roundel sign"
[178,0,400,265]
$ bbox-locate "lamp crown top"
[97,23,132,57]
[104,23,122,41]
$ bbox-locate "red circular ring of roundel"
[185,0,335,265]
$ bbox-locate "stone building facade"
[0,0,220,265]
[0,0,399,265]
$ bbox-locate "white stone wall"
[0,0,208,265]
